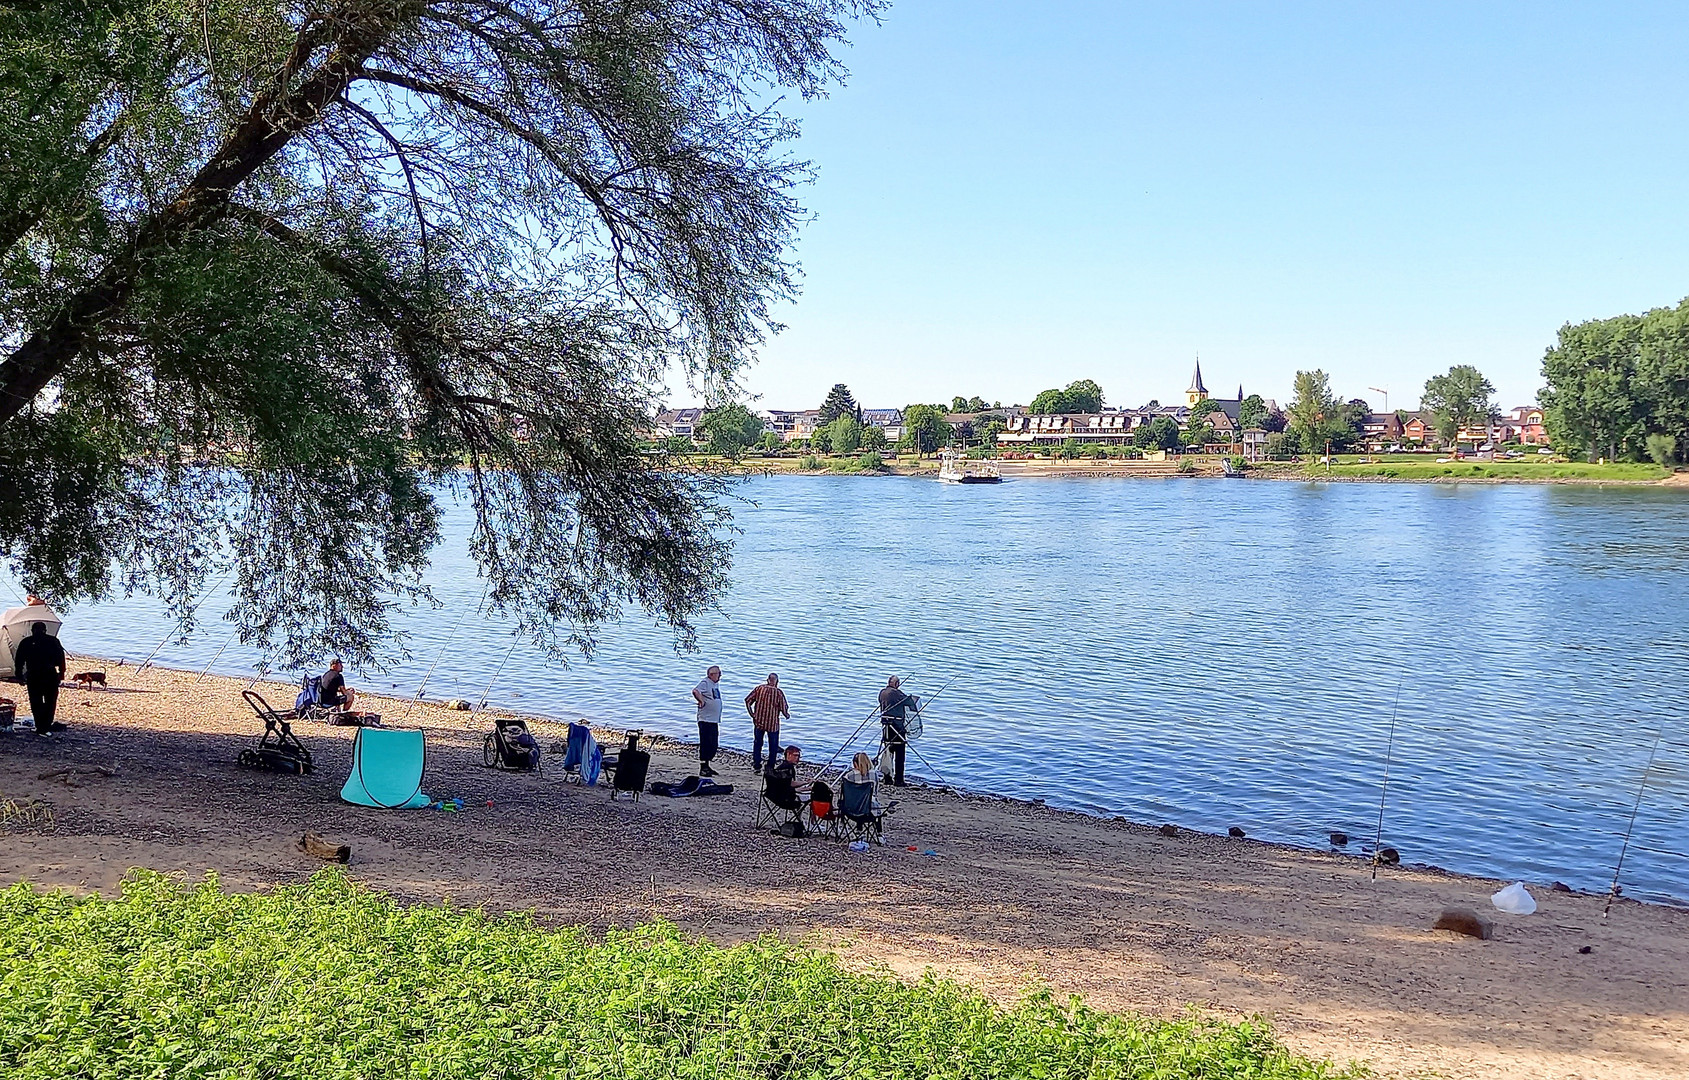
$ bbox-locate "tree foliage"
[822,413,862,454]
[899,403,950,455]
[700,403,765,459]
[1132,415,1181,451]
[1238,393,1270,430]
[0,0,876,666]
[816,383,860,426]
[1540,301,1689,462]
[1029,379,1103,414]
[1285,370,1356,453]
[1421,365,1496,447]
[949,394,987,413]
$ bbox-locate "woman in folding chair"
[839,752,892,845]
[755,744,809,835]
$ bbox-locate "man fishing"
[877,675,914,786]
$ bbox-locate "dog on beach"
[72,671,107,689]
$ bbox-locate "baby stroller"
[238,690,314,774]
[483,716,541,773]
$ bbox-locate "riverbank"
[2,661,1684,1079]
[723,454,1682,486]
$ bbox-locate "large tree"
[1286,369,1341,453]
[0,0,873,666]
[700,403,766,460]
[899,403,950,455]
[1029,379,1103,414]
[1421,365,1496,448]
[1541,301,1689,462]
[816,383,860,426]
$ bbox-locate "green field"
[1299,458,1668,482]
[0,871,1360,1079]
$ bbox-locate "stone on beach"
[1159,823,1179,838]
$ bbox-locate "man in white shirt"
[691,665,723,776]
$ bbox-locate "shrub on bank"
[0,872,1361,1080]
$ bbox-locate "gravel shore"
[2,659,1685,1079]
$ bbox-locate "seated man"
[763,744,806,811]
[318,658,356,712]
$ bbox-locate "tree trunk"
[0,5,410,428]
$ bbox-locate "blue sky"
[682,1,1689,414]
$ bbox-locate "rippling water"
[44,476,1689,903]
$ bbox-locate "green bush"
[1177,457,1196,474]
[856,451,884,471]
[798,454,819,470]
[0,872,1360,1080]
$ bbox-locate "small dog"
[72,671,107,689]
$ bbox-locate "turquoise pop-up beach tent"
[340,727,431,809]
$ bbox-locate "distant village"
[655,360,1548,461]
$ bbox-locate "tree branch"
[337,96,432,283]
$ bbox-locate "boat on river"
[938,450,1002,484]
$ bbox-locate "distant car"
[1537,447,1554,455]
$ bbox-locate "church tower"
[1186,356,1208,406]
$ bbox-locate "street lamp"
[1368,387,1389,413]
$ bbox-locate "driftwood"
[1432,906,1494,940]
[37,765,117,782]
[297,831,351,863]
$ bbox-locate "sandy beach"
[1,661,1684,1079]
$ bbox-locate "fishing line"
[398,582,489,722]
[138,564,236,672]
[1371,681,1403,881]
[192,632,236,684]
[475,636,522,713]
[1605,726,1665,919]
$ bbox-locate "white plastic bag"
[1491,881,1537,915]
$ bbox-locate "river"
[45,475,1689,904]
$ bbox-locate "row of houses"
[652,406,914,442]
[653,362,1549,454]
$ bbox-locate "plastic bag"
[1491,881,1537,915]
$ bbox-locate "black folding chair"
[604,732,649,800]
[755,770,806,833]
[839,777,893,845]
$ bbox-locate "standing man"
[877,675,912,786]
[691,665,723,776]
[744,672,789,773]
[14,621,65,737]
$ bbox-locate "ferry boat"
[938,449,1002,484]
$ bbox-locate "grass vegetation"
[1306,458,1668,482]
[0,871,1361,1079]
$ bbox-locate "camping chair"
[604,732,649,801]
[237,690,314,774]
[483,717,541,774]
[807,777,841,840]
[561,721,603,786]
[839,777,893,845]
[755,768,807,835]
[340,727,430,809]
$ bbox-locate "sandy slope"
[1,661,1684,1079]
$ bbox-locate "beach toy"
[340,727,430,809]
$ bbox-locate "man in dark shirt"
[876,676,912,786]
[764,744,804,810]
[318,659,356,711]
[14,622,66,737]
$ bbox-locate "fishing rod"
[138,565,236,672]
[814,671,959,780]
[475,637,522,713]
[1372,681,1403,881]
[1605,726,1665,919]
[397,583,489,723]
[191,631,236,684]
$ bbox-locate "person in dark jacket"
[318,659,356,711]
[876,675,912,786]
[14,622,65,737]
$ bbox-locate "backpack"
[777,820,808,839]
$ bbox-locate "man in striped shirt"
[744,672,789,772]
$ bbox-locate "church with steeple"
[1184,356,1249,421]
